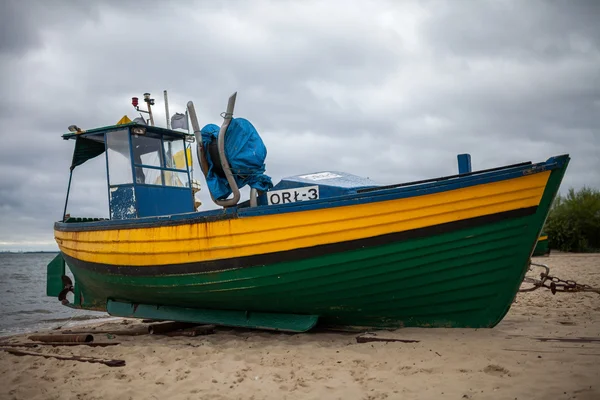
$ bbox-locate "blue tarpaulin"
[201,118,273,201]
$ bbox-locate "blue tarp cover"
[201,118,273,200]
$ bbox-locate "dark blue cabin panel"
[135,185,194,218]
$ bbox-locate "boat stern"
[46,246,107,312]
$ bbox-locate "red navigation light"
[132,97,139,108]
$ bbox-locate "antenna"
[164,90,171,129]
[131,92,155,126]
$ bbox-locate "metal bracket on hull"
[106,300,319,333]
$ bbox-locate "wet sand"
[1,253,599,400]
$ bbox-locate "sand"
[1,253,599,400]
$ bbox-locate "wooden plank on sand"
[0,347,125,367]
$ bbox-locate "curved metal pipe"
[186,101,211,178]
[214,92,240,207]
[187,94,241,208]
[250,187,258,207]
[187,101,219,207]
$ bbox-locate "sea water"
[0,252,111,337]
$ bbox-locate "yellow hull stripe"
[55,171,550,266]
[538,235,548,241]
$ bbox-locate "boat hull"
[532,234,550,256]
[53,156,569,330]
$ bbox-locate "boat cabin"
[63,122,196,221]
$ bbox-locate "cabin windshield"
[105,129,191,189]
[130,133,189,188]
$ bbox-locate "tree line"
[544,187,600,253]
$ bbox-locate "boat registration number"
[267,185,319,205]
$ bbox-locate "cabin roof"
[62,122,193,141]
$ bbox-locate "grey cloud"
[422,0,600,61]
[0,0,103,56]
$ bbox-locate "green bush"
[544,187,600,252]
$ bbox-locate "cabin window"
[163,137,186,169]
[136,167,163,185]
[162,138,190,187]
[106,129,133,185]
[128,133,190,188]
[131,134,165,185]
[162,170,189,187]
[131,134,164,167]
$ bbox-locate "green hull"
[66,216,534,329]
[57,160,567,331]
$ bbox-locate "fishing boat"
[47,91,570,332]
[532,232,550,256]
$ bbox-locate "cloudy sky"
[0,0,598,251]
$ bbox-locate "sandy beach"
[1,253,598,400]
